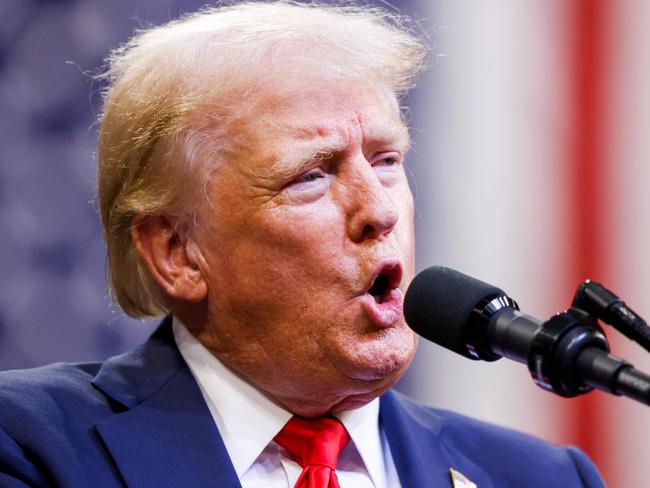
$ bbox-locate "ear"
[131,215,208,303]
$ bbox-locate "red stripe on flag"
[568,0,612,483]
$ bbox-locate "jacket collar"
[91,317,491,488]
[380,390,493,488]
[91,317,241,488]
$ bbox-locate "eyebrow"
[265,121,411,182]
[268,145,342,182]
[377,122,411,152]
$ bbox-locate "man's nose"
[346,162,400,242]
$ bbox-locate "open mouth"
[366,262,403,302]
[361,262,404,327]
[368,273,391,303]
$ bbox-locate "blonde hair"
[97,1,428,318]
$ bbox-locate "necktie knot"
[274,416,350,487]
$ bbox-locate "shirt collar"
[335,399,386,488]
[173,318,386,486]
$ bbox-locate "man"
[0,2,604,487]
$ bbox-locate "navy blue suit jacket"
[0,318,604,487]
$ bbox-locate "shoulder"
[386,389,564,453]
[0,362,103,412]
[0,362,116,486]
[382,390,604,487]
[0,361,114,441]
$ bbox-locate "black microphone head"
[404,266,506,360]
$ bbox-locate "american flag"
[400,1,650,486]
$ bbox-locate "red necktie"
[274,416,351,488]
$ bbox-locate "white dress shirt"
[173,318,401,487]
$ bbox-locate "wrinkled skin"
[148,76,418,417]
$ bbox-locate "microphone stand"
[520,291,650,406]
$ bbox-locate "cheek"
[202,202,349,303]
[249,210,340,268]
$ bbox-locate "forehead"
[264,79,404,133]
[226,78,409,174]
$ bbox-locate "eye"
[371,152,402,187]
[291,168,326,185]
[371,152,401,168]
[294,169,325,183]
[375,156,399,166]
[283,167,330,203]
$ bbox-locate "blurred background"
[1,1,649,486]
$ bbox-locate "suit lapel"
[91,318,240,488]
[89,319,494,488]
[380,391,494,488]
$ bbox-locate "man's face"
[190,76,417,416]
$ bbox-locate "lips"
[361,260,404,327]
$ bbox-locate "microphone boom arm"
[487,304,650,406]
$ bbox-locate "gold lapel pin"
[449,468,477,488]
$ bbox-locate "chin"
[335,329,418,383]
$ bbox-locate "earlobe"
[131,215,208,303]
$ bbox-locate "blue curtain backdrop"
[0,0,434,382]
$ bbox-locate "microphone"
[404,266,650,405]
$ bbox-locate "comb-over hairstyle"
[96,1,428,318]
